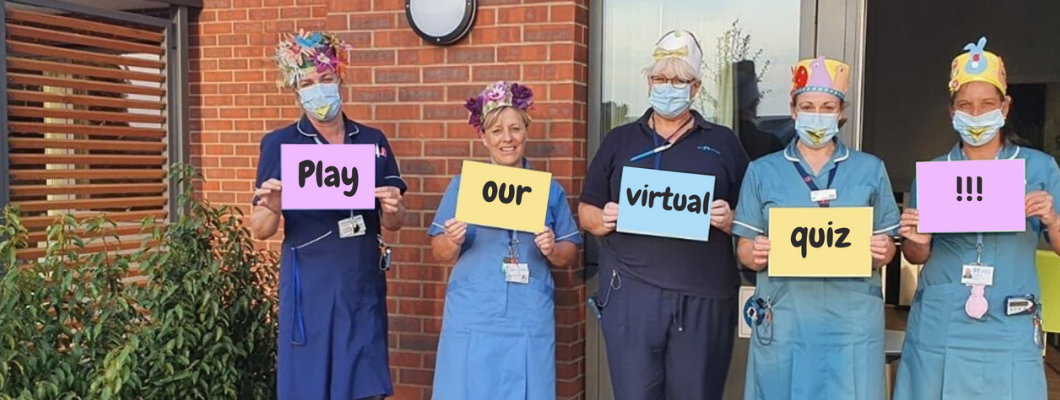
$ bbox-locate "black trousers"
[598,266,737,400]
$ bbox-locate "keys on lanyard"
[792,162,838,207]
[502,231,529,284]
[378,234,392,273]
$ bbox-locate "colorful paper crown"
[791,56,850,101]
[273,29,353,89]
[950,37,1007,95]
[464,81,534,131]
[652,29,703,72]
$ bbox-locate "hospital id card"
[810,189,838,203]
[961,264,994,286]
[338,215,366,238]
[503,263,529,284]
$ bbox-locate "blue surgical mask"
[298,83,342,122]
[952,109,1004,147]
[795,112,840,148]
[649,84,692,118]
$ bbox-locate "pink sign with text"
[281,144,376,210]
[916,159,1025,233]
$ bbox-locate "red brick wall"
[188,1,590,399]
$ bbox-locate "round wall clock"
[405,0,477,46]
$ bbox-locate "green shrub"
[0,164,278,400]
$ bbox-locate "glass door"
[584,1,865,399]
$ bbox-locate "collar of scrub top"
[630,108,713,169]
[296,113,361,144]
[782,136,851,170]
[946,140,1021,161]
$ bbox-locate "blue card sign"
[617,166,716,241]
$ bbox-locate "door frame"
[583,0,868,398]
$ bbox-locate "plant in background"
[0,164,279,400]
[132,164,278,399]
[696,18,773,119]
[0,210,144,400]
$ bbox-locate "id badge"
[338,215,366,238]
[503,263,529,284]
[961,264,994,286]
[810,189,838,203]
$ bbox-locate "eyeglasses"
[650,76,695,89]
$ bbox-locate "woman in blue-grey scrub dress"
[252,31,407,400]
[428,81,582,400]
[893,37,1060,400]
[732,56,900,400]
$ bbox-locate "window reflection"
[600,1,801,161]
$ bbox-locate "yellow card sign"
[768,207,873,277]
[455,160,553,233]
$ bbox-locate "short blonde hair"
[643,57,701,81]
[482,106,531,132]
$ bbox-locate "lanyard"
[505,230,521,264]
[974,233,984,265]
[792,162,838,207]
[629,115,694,169]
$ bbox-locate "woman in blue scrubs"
[732,56,901,400]
[428,81,582,400]
[893,37,1060,400]
[252,31,408,400]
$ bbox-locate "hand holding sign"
[1026,191,1058,225]
[601,202,619,233]
[870,234,894,269]
[255,179,283,214]
[898,208,931,245]
[443,218,468,245]
[749,236,771,270]
[710,199,734,233]
[375,187,403,215]
[535,226,555,256]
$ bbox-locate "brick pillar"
[190,0,589,398]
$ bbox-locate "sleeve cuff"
[384,175,408,194]
[872,222,900,236]
[556,230,583,245]
[732,220,764,239]
[578,193,607,209]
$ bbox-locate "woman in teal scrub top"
[732,56,901,400]
[893,37,1060,400]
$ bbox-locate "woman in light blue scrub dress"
[893,37,1060,400]
[428,82,582,400]
[732,56,901,400]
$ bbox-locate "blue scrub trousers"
[600,266,737,400]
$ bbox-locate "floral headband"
[273,29,354,89]
[464,81,534,132]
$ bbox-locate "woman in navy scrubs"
[893,37,1060,400]
[580,29,750,400]
[732,56,900,400]
[428,81,582,400]
[251,31,407,400]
